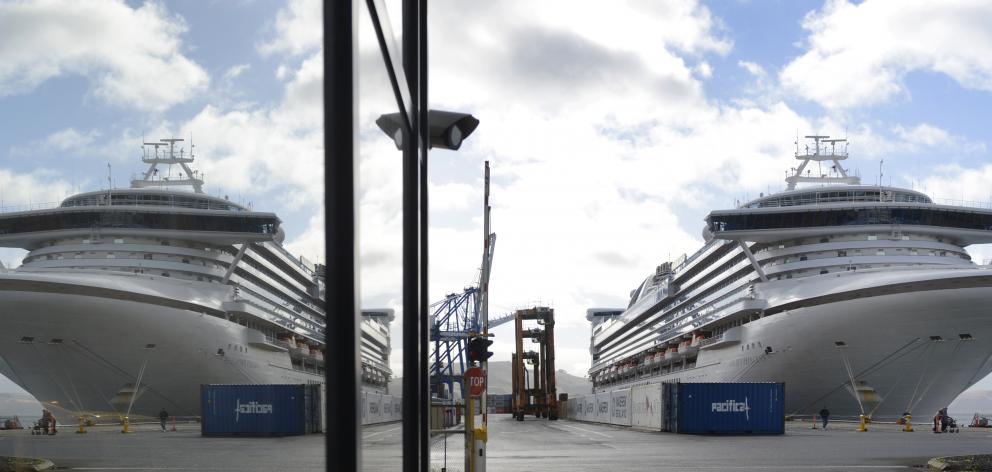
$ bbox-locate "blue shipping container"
[670,383,784,435]
[201,384,315,437]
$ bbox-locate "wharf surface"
[366,415,992,471]
[1,417,991,471]
[0,422,324,471]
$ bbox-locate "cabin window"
[161,272,170,277]
[799,256,807,261]
[868,235,878,241]
[114,238,124,244]
[837,250,847,257]
[144,254,153,260]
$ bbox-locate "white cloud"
[838,122,985,163]
[285,211,326,265]
[258,0,322,56]
[919,164,992,205]
[0,0,208,112]
[781,0,992,109]
[12,127,102,157]
[345,0,811,376]
[45,128,100,151]
[0,168,81,269]
[694,62,713,79]
[0,168,75,212]
[222,64,250,81]
[738,60,766,78]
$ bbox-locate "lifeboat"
[690,331,711,348]
[309,346,324,361]
[665,345,679,360]
[680,337,697,355]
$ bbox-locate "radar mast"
[131,138,204,193]
[786,135,860,190]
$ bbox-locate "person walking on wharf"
[158,408,169,431]
[819,407,830,429]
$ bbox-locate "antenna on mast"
[132,137,204,193]
[785,135,860,190]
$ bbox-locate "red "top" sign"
[465,367,486,396]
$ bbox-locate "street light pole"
[415,0,431,470]
[401,0,425,470]
[324,0,359,470]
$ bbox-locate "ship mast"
[786,135,860,190]
[131,138,204,193]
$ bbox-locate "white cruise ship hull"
[0,272,322,422]
[598,269,992,420]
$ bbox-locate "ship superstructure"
[588,136,992,419]
[0,139,392,421]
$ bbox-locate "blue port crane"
[429,162,517,400]
[429,286,482,399]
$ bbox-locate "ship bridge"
[0,205,278,249]
[706,202,992,245]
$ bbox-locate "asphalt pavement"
[2,417,991,471]
[365,415,992,472]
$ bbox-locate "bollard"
[474,426,487,472]
[903,414,913,432]
[121,416,131,434]
[76,416,87,434]
[171,416,177,432]
[857,414,868,432]
[811,414,817,429]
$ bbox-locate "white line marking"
[363,426,400,439]
[560,424,612,438]
[664,467,911,470]
[72,468,241,471]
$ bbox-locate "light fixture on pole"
[376,110,480,151]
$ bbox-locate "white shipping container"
[368,392,383,423]
[630,383,663,431]
[595,392,611,424]
[610,389,632,426]
[322,384,328,431]
[584,396,596,421]
[383,395,394,422]
[361,391,369,425]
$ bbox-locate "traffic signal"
[466,336,493,363]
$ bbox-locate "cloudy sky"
[3,0,992,395]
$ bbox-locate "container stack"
[564,382,784,435]
[361,391,403,425]
[201,384,324,437]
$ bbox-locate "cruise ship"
[0,139,393,423]
[588,136,992,420]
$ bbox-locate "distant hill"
[950,389,992,415]
[389,361,592,397]
[0,392,42,418]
